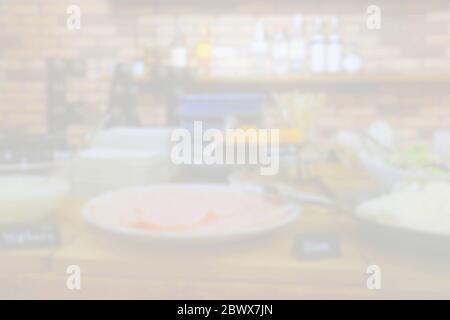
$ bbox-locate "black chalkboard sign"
[292,233,340,260]
[0,222,59,249]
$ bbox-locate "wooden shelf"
[137,74,450,91]
[193,74,450,85]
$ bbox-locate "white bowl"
[358,152,448,188]
[0,175,69,226]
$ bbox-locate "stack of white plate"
[71,127,176,197]
[91,127,173,153]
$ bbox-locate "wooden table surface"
[1,163,450,299]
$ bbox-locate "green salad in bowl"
[384,144,450,177]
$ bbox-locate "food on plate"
[83,185,298,236]
[356,182,450,235]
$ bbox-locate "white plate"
[82,184,300,245]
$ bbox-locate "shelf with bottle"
[133,15,450,87]
[137,15,363,80]
[208,15,363,78]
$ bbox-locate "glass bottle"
[327,16,342,73]
[289,15,306,74]
[272,27,289,75]
[170,25,188,70]
[251,21,270,75]
[195,24,212,77]
[310,17,326,74]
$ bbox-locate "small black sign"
[292,233,340,260]
[0,223,59,249]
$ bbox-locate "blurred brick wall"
[1,0,450,140]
